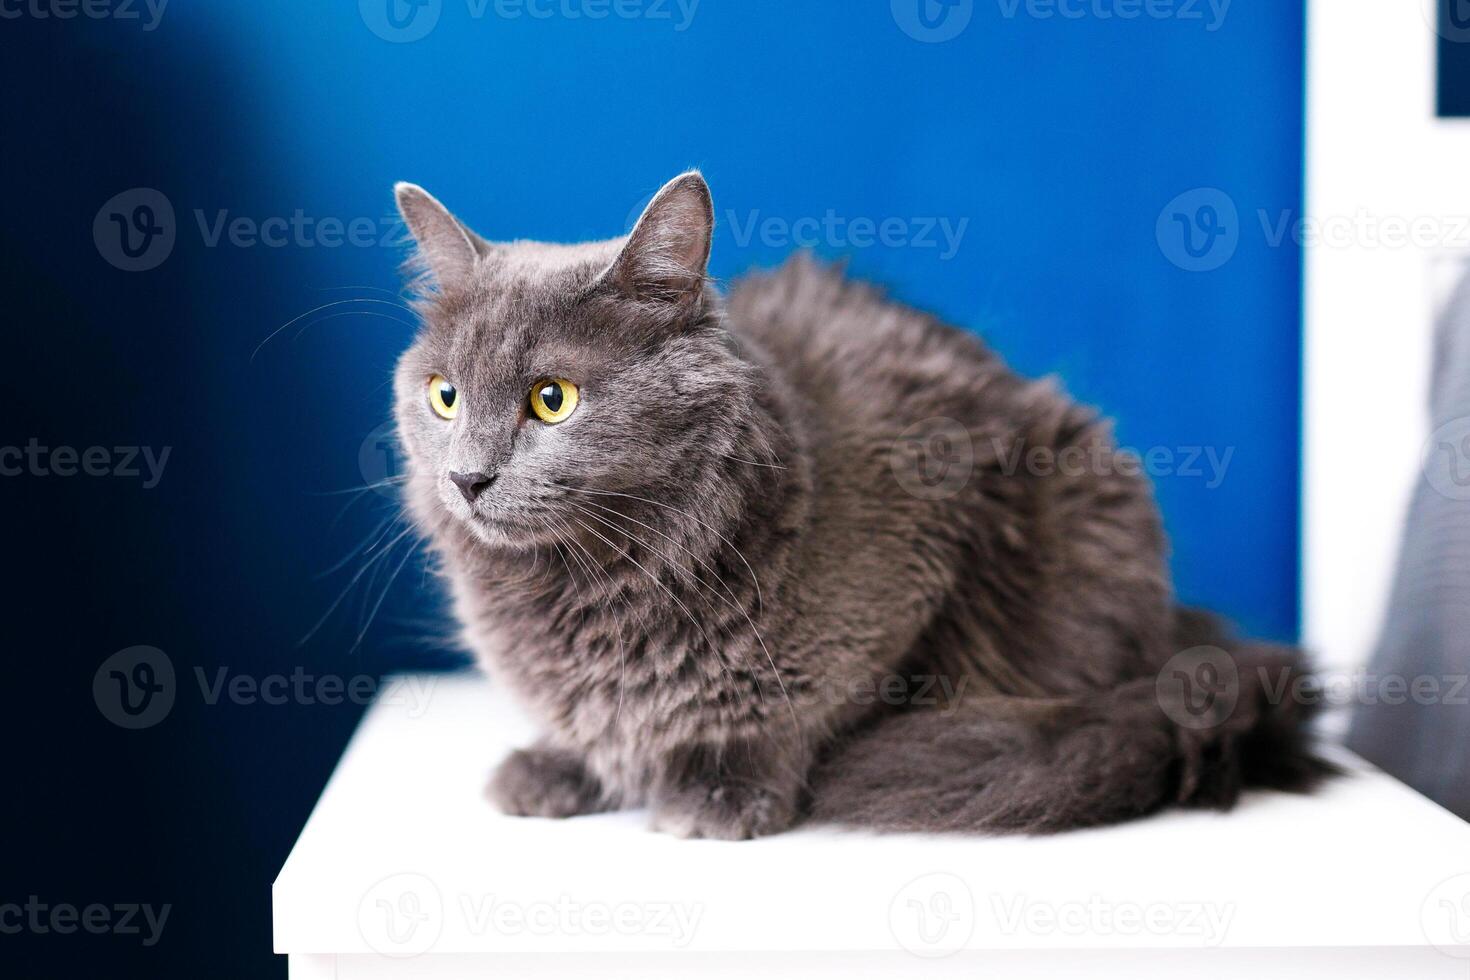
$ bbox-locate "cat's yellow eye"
[529,379,579,424]
[427,374,459,420]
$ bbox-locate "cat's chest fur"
[444,515,812,758]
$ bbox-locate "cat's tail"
[808,614,1338,834]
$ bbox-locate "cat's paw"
[487,747,607,819]
[651,781,798,840]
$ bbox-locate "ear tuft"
[394,182,481,291]
[605,171,714,306]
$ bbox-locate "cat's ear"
[394,182,483,289]
[603,171,714,307]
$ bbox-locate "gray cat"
[390,171,1331,839]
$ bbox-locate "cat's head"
[391,172,772,552]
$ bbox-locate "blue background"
[2,1,1303,975]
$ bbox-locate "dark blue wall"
[3,2,1302,975]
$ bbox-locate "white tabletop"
[274,672,1470,962]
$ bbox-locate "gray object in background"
[1347,271,1470,819]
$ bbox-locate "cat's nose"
[448,470,495,503]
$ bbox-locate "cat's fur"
[391,171,1332,839]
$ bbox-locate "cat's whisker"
[555,513,656,651]
[311,475,408,497]
[559,486,776,721]
[251,298,420,363]
[539,516,583,593]
[351,531,420,652]
[541,516,632,727]
[558,485,766,615]
[524,520,549,582]
[567,514,770,729]
[564,496,744,612]
[719,452,787,470]
[536,515,631,724]
[327,484,383,531]
[299,524,417,647]
[289,309,420,343]
[566,503,752,668]
[543,522,573,592]
[565,502,750,648]
[566,499,796,729]
[568,515,729,678]
[316,514,401,580]
[314,284,414,301]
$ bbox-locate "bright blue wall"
[196,0,1303,639]
[3,3,1302,975]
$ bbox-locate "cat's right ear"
[394,182,482,290]
[602,171,714,309]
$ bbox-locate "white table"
[274,673,1470,978]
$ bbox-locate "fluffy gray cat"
[390,171,1330,840]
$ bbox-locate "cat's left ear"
[603,171,714,308]
[394,182,485,291]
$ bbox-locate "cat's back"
[724,254,1170,698]
[725,253,1019,432]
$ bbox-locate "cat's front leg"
[488,742,613,819]
[649,736,810,840]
